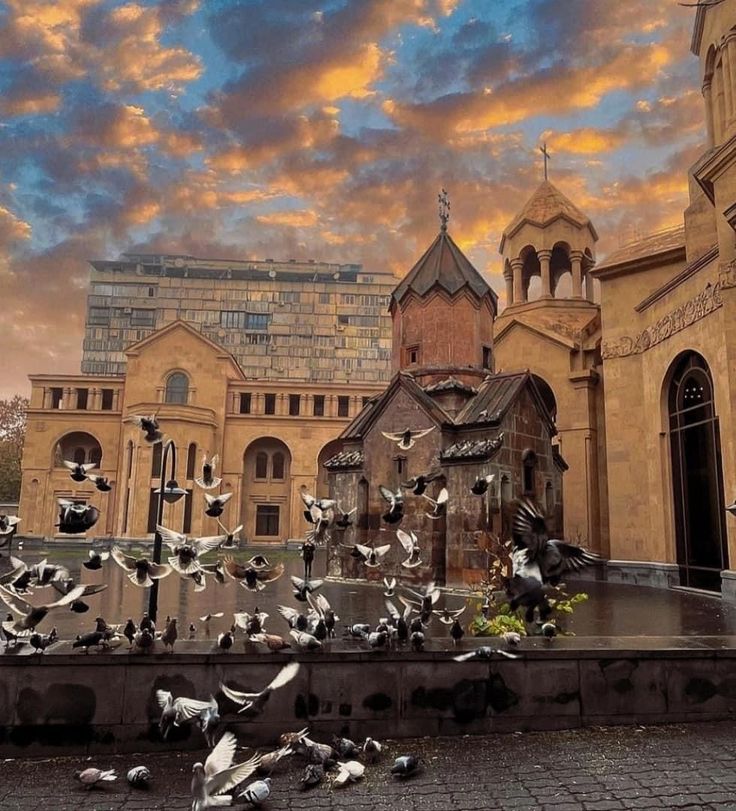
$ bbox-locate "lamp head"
[156,479,187,504]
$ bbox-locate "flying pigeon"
[63,459,96,482]
[82,549,110,570]
[0,515,21,537]
[334,507,356,530]
[423,487,449,520]
[433,605,466,625]
[75,767,117,789]
[383,577,396,597]
[306,592,339,638]
[220,662,300,715]
[204,492,232,518]
[396,529,422,568]
[129,413,164,444]
[223,556,284,591]
[378,484,404,525]
[290,575,323,602]
[111,546,173,587]
[0,583,86,632]
[355,543,391,568]
[401,470,441,495]
[216,520,243,548]
[87,475,112,492]
[190,731,261,811]
[453,646,520,662]
[471,473,495,496]
[234,610,267,636]
[157,525,226,575]
[300,488,336,544]
[385,598,412,644]
[238,778,271,806]
[381,426,435,450]
[57,500,99,534]
[256,743,294,776]
[156,689,219,740]
[51,576,108,614]
[195,453,221,490]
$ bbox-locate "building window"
[545,482,554,515]
[221,311,246,329]
[338,314,349,326]
[395,456,407,477]
[522,449,537,495]
[264,393,276,414]
[76,388,88,410]
[186,443,197,479]
[147,488,158,533]
[246,313,269,331]
[405,345,420,366]
[131,308,155,327]
[165,372,189,404]
[126,440,134,478]
[51,388,63,409]
[272,452,285,480]
[88,307,110,326]
[239,393,252,414]
[101,389,114,410]
[313,395,325,416]
[152,443,163,478]
[337,396,350,417]
[148,286,155,297]
[255,505,279,536]
[319,293,330,304]
[255,452,268,479]
[482,346,492,370]
[289,394,300,416]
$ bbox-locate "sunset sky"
[0,0,706,397]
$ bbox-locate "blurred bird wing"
[168,556,201,576]
[355,544,373,559]
[156,689,173,709]
[205,730,237,777]
[48,584,86,608]
[175,696,214,722]
[111,546,137,572]
[412,427,435,440]
[81,462,97,473]
[277,604,301,624]
[308,504,322,524]
[62,460,78,471]
[397,594,415,618]
[384,599,400,621]
[219,681,254,706]
[380,431,404,441]
[209,454,219,471]
[436,487,449,505]
[547,540,600,572]
[343,760,365,777]
[374,544,391,559]
[204,493,217,506]
[305,591,322,617]
[513,499,548,560]
[265,661,300,692]
[312,592,332,615]
[396,529,415,554]
[429,588,441,605]
[0,585,32,616]
[157,524,187,550]
[72,582,108,598]
[207,753,262,796]
[0,557,27,585]
[232,612,249,630]
[378,484,397,507]
[290,576,306,589]
[257,562,285,583]
[223,556,246,579]
[300,489,316,509]
[149,562,172,580]
[193,535,227,555]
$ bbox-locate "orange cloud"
[256,210,319,229]
[543,127,629,155]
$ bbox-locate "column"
[90,388,101,410]
[113,389,122,411]
[43,388,52,409]
[277,393,286,416]
[704,80,715,147]
[723,40,734,125]
[585,271,595,302]
[538,249,552,298]
[511,258,524,304]
[61,387,73,409]
[727,34,736,128]
[714,62,725,143]
[570,251,584,298]
[504,271,513,307]
[305,393,313,417]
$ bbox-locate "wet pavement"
[3,543,736,644]
[3,722,736,810]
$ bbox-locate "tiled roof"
[503,180,594,241]
[440,433,504,461]
[324,449,364,469]
[392,230,495,304]
[595,225,686,271]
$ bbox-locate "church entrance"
[667,352,728,591]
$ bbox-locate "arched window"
[522,449,537,495]
[255,452,268,479]
[89,446,102,467]
[532,375,557,423]
[73,447,86,465]
[272,451,285,480]
[165,372,189,404]
[151,442,163,478]
[126,440,134,478]
[186,443,197,479]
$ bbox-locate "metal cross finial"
[438,188,450,231]
[540,142,551,181]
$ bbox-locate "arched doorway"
[242,438,292,543]
[667,351,728,590]
[316,439,343,500]
[54,431,103,468]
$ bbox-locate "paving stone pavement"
[3,722,736,810]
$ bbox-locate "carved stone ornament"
[601,276,726,359]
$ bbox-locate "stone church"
[328,1,736,596]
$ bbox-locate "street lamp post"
[148,439,187,623]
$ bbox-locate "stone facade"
[20,321,383,542]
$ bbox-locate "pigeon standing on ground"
[123,618,136,646]
[75,768,117,789]
[126,766,152,789]
[162,617,178,652]
[362,737,382,763]
[217,630,234,651]
[450,618,464,645]
[391,755,421,778]
[195,454,221,490]
[29,627,58,654]
[333,761,365,786]
[300,763,325,789]
[238,778,271,806]
[381,426,435,450]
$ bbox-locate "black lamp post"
[148,439,186,622]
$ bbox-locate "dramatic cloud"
[0,0,707,397]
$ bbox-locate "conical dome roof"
[500,180,597,251]
[392,229,495,306]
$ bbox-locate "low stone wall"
[1,637,735,756]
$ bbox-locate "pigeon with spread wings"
[216,520,243,549]
[396,529,422,568]
[422,487,448,520]
[219,661,300,716]
[381,426,435,450]
[355,543,391,568]
[401,470,441,496]
[0,583,87,632]
[204,492,232,518]
[195,454,221,491]
[62,459,97,483]
[129,413,164,444]
[157,525,226,575]
[379,484,404,525]
[223,556,284,591]
[110,545,173,588]
[190,731,261,811]
[156,690,218,740]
